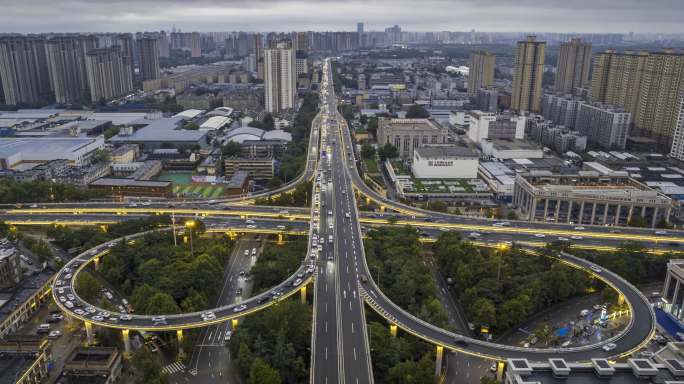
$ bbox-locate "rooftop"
[415,145,477,159]
[109,117,207,143]
[0,137,102,160]
[89,178,171,188]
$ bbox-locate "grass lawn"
[364,158,379,174]
[158,171,225,198]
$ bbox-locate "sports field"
[157,171,225,198]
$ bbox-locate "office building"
[476,88,499,112]
[576,102,631,150]
[376,118,448,159]
[0,36,51,106]
[357,22,364,35]
[513,167,672,227]
[85,47,133,103]
[157,31,170,58]
[555,37,592,93]
[136,37,160,82]
[591,49,684,146]
[468,51,495,96]
[511,36,546,113]
[669,93,684,161]
[45,35,97,104]
[468,111,526,142]
[411,146,479,179]
[264,41,296,113]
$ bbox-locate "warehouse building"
[0,137,104,169]
[109,117,208,150]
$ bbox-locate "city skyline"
[1,0,683,34]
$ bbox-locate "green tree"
[405,104,430,118]
[144,292,181,315]
[75,272,101,302]
[378,142,399,160]
[90,148,110,164]
[534,323,555,346]
[427,200,448,212]
[367,116,379,139]
[361,143,376,159]
[131,348,168,384]
[221,141,242,157]
[248,358,281,384]
[628,216,647,227]
[471,297,497,327]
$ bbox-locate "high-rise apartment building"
[555,38,592,94]
[264,41,296,113]
[136,37,160,82]
[511,36,546,113]
[295,32,309,52]
[591,49,684,146]
[45,35,97,104]
[575,102,631,150]
[157,31,170,58]
[170,32,201,57]
[357,23,364,34]
[669,93,684,161]
[85,47,133,103]
[467,51,495,96]
[0,36,52,105]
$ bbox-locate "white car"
[534,233,546,238]
[224,330,232,342]
[201,312,216,321]
[120,314,133,321]
[74,309,85,315]
[590,265,603,274]
[48,330,62,339]
[602,343,617,352]
[292,278,303,287]
[574,226,585,230]
[92,315,104,321]
[233,304,247,313]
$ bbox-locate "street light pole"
[185,220,195,257]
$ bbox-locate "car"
[85,306,96,314]
[293,278,303,286]
[57,288,65,294]
[574,226,585,230]
[201,312,216,321]
[92,315,104,321]
[233,304,247,313]
[224,330,233,342]
[590,265,603,274]
[277,225,286,229]
[245,220,255,224]
[570,235,583,240]
[236,288,243,296]
[640,350,655,358]
[67,294,75,301]
[120,314,133,321]
[251,248,257,256]
[257,296,271,304]
[328,210,333,215]
[48,330,62,339]
[279,210,289,214]
[454,338,469,347]
[246,225,257,229]
[239,270,246,277]
[468,232,481,238]
[74,309,85,315]
[490,362,497,372]
[244,250,250,256]
[602,343,617,352]
[655,230,668,235]
[557,237,569,241]
[152,316,167,324]
[360,274,368,283]
[59,296,66,303]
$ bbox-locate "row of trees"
[434,233,602,333]
[0,179,105,203]
[230,301,311,384]
[254,181,312,207]
[48,215,172,252]
[97,231,232,315]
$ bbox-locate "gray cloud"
[1,0,682,33]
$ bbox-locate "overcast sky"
[2,0,683,34]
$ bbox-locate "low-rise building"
[503,357,684,384]
[0,336,50,384]
[0,245,21,290]
[478,161,516,201]
[411,146,478,179]
[109,117,208,150]
[0,137,105,169]
[224,156,274,179]
[376,118,448,159]
[88,178,172,198]
[58,347,123,384]
[467,111,526,143]
[480,139,544,159]
[513,168,672,227]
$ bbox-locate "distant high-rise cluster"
[136,37,160,82]
[0,36,52,105]
[85,47,133,103]
[511,36,546,113]
[45,35,97,104]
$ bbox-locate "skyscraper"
[136,37,160,82]
[357,22,364,34]
[45,35,97,104]
[85,47,133,103]
[511,35,546,113]
[669,92,684,161]
[116,33,136,81]
[157,31,170,58]
[591,49,684,145]
[555,38,592,94]
[467,51,495,96]
[189,32,201,57]
[0,36,51,105]
[264,40,296,113]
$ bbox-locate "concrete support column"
[663,275,672,299]
[435,345,444,377]
[496,361,505,382]
[300,285,307,304]
[554,199,561,222]
[84,321,93,345]
[590,203,597,225]
[672,280,682,309]
[543,199,549,220]
[177,329,185,357]
[122,329,131,355]
[93,257,100,271]
[652,208,659,228]
[389,324,397,337]
[617,294,625,307]
[380,205,386,213]
[627,205,634,224]
[566,201,573,223]
[666,207,672,223]
[231,318,239,330]
[278,233,284,245]
[529,198,537,220]
[615,205,622,226]
[578,202,585,224]
[602,204,609,226]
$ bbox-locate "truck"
[328,235,333,244]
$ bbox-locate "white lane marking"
[353,347,357,360]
